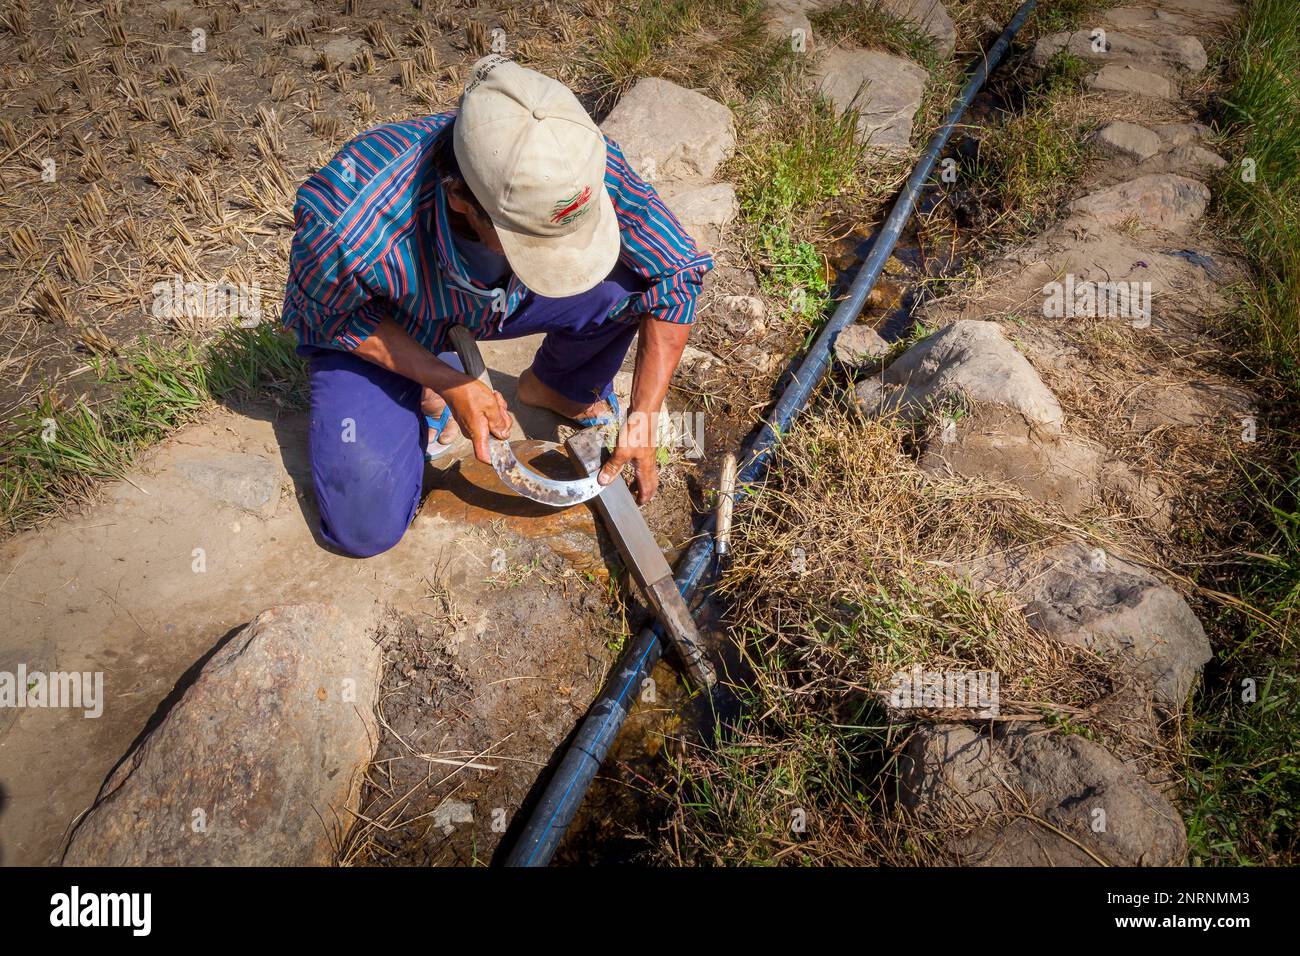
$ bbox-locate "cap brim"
[494,186,620,299]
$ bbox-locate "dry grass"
[663,399,1143,865]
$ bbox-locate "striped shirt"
[282,111,712,355]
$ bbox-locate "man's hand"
[598,411,659,504]
[442,377,512,464]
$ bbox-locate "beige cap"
[453,56,620,298]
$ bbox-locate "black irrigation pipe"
[501,0,1040,868]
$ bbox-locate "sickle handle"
[447,325,492,390]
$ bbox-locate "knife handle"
[447,325,492,391]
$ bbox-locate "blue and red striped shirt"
[282,111,712,355]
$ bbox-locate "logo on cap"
[550,185,593,226]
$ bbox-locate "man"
[282,55,711,557]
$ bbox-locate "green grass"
[0,324,305,534]
[965,52,1094,237]
[1184,0,1300,866]
[812,0,942,71]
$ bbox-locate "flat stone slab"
[601,77,736,183]
[812,48,929,154]
[1087,63,1175,99]
[1093,120,1162,162]
[1034,29,1207,73]
[63,604,381,865]
[876,0,957,55]
[1068,174,1210,232]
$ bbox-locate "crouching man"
[282,55,711,556]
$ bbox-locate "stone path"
[849,0,1245,865]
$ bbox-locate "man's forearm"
[351,318,473,395]
[629,316,690,420]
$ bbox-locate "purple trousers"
[304,264,644,557]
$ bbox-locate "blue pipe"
[501,0,1040,867]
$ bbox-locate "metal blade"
[489,437,605,506]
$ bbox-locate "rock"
[657,181,738,251]
[174,452,282,519]
[875,0,957,56]
[1093,121,1162,162]
[833,323,890,367]
[1087,63,1175,99]
[972,542,1211,707]
[1068,174,1210,232]
[1105,4,1198,36]
[763,1,815,51]
[811,48,929,154]
[601,78,736,182]
[1153,121,1211,147]
[733,343,777,375]
[63,604,381,866]
[1167,143,1228,172]
[901,724,1188,866]
[676,343,721,379]
[432,799,474,836]
[921,407,1170,524]
[855,320,1064,432]
[1033,29,1206,73]
[714,294,766,335]
[1018,543,1210,707]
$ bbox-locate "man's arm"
[597,316,689,503]
[352,318,512,464]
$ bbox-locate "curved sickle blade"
[489,438,604,507]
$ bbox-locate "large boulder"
[601,78,736,183]
[63,604,382,865]
[1033,29,1207,73]
[811,48,929,153]
[855,320,1064,432]
[901,724,1188,866]
[1067,174,1210,232]
[972,542,1211,707]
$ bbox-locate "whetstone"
[565,427,716,689]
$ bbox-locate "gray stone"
[1087,63,1175,99]
[1068,174,1210,232]
[901,724,1188,866]
[763,1,816,50]
[174,452,282,519]
[657,181,738,251]
[812,48,929,153]
[1153,121,1211,147]
[676,343,721,379]
[833,323,890,367]
[855,320,1064,432]
[63,604,381,865]
[1093,121,1162,162]
[601,78,736,183]
[1033,29,1206,73]
[1167,143,1228,172]
[1016,542,1210,707]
